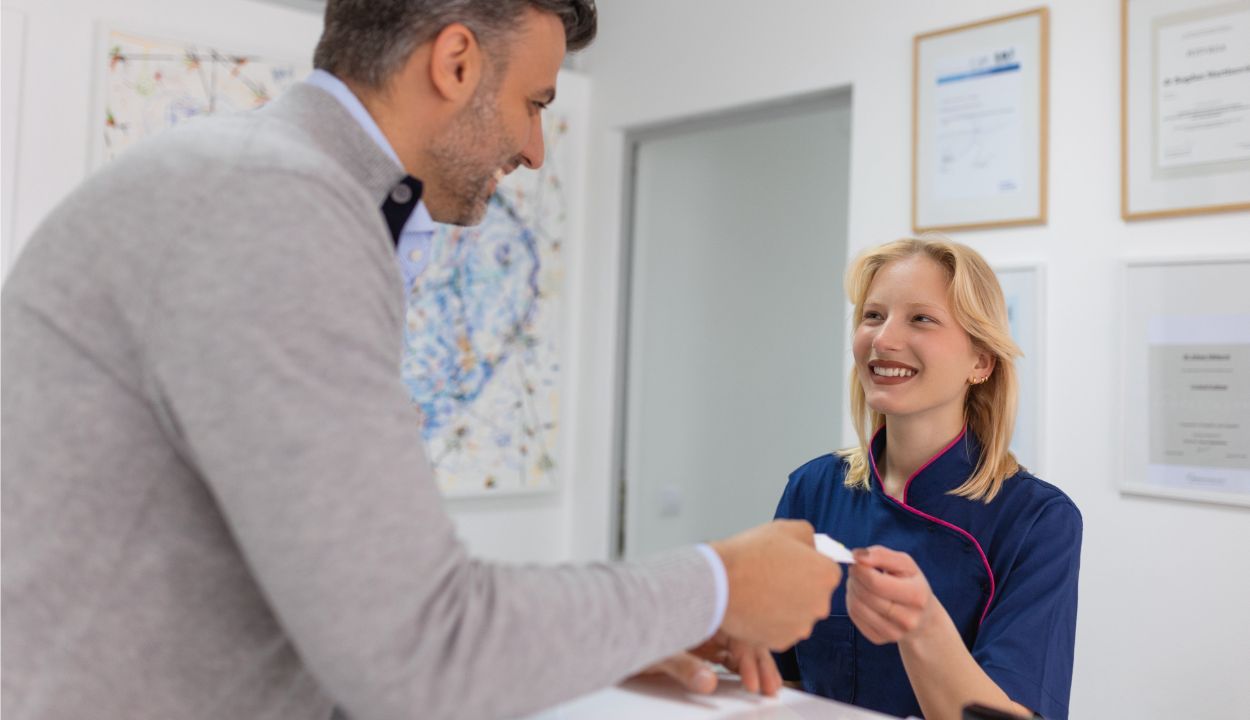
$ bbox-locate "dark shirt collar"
[262,83,426,247]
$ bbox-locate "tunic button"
[391,183,413,205]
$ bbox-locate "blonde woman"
[774,238,1081,720]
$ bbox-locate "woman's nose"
[871,320,902,353]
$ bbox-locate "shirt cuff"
[694,543,728,639]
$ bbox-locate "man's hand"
[638,633,782,696]
[710,520,841,651]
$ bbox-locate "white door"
[621,92,853,558]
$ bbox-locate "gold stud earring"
[970,376,989,385]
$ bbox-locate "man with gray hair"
[1,2,841,719]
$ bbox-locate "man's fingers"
[772,519,815,543]
[688,636,728,663]
[714,520,843,650]
[736,645,760,694]
[654,653,718,694]
[758,645,782,697]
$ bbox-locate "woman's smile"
[867,360,919,385]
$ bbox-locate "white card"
[814,534,856,564]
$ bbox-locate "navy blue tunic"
[774,429,1081,719]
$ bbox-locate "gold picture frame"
[1121,0,1250,220]
[912,7,1049,233]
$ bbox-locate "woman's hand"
[637,632,782,696]
[846,545,938,646]
[848,546,1034,720]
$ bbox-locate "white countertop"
[523,674,900,720]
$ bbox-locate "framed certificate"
[1120,258,1250,507]
[1122,0,1250,220]
[913,8,1049,232]
[995,263,1045,475]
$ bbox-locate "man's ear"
[428,23,483,104]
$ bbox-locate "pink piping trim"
[902,427,967,506]
[869,427,997,625]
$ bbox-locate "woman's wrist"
[900,592,956,659]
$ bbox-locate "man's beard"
[428,81,514,226]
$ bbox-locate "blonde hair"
[838,236,1022,502]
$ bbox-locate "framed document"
[1120,258,1250,507]
[1122,0,1250,219]
[913,8,1048,232]
[995,264,1045,474]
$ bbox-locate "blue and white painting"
[401,78,586,496]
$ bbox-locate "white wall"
[0,0,575,564]
[572,1,1250,718]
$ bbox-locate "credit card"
[814,534,856,564]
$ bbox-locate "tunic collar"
[868,426,982,507]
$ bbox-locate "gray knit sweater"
[1,83,715,720]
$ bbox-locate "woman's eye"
[863,311,882,320]
[913,315,935,323]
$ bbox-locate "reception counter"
[524,674,901,720]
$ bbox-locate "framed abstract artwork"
[93,26,302,167]
[401,72,591,498]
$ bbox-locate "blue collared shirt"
[775,429,1081,719]
[304,70,435,294]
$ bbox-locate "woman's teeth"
[872,366,916,377]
